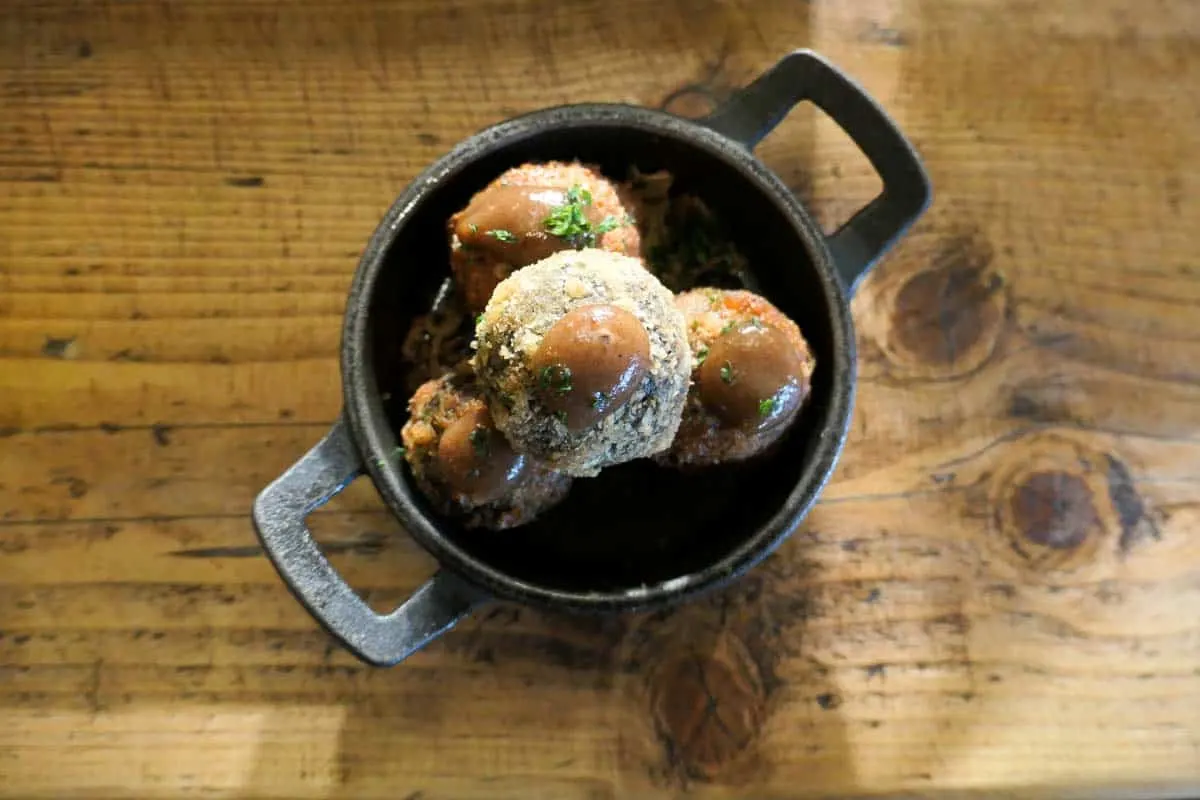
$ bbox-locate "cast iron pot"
[252,49,931,667]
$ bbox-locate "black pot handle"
[251,416,487,666]
[701,49,932,293]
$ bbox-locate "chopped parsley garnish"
[487,229,517,243]
[720,361,735,384]
[538,363,573,395]
[720,320,735,335]
[695,345,709,366]
[542,184,623,249]
[748,316,765,329]
[373,446,405,470]
[468,222,478,234]
[468,426,490,458]
[758,397,775,417]
[594,215,620,236]
[475,313,484,327]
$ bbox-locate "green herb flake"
[720,320,735,335]
[594,215,620,236]
[373,445,406,470]
[695,345,709,367]
[538,363,573,395]
[475,313,484,327]
[720,361,735,385]
[554,410,568,425]
[468,426,490,458]
[543,184,601,249]
[468,222,479,234]
[591,391,609,411]
[487,229,517,243]
[758,397,775,417]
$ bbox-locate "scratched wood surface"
[1,0,1199,797]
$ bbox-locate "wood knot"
[984,432,1161,575]
[893,262,1000,365]
[649,634,767,782]
[657,45,737,120]
[1011,472,1099,551]
[660,88,721,119]
[858,229,1006,381]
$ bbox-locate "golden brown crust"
[448,161,642,312]
[400,374,572,530]
[660,289,816,468]
[473,250,690,477]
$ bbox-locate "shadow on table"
[303,538,857,799]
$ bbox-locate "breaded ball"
[448,161,642,312]
[660,288,815,468]
[473,249,690,477]
[401,374,572,530]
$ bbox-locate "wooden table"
[2,1,1198,797]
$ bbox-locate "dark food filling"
[634,175,753,293]
[399,283,475,396]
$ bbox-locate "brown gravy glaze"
[451,184,604,266]
[435,405,527,504]
[530,304,651,432]
[697,322,807,432]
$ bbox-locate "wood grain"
[1,0,1199,797]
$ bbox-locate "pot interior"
[360,116,847,600]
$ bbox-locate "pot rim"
[340,101,856,612]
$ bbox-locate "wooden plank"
[1,0,1199,796]
[0,511,433,586]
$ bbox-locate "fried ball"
[473,249,690,477]
[400,374,572,530]
[448,161,642,312]
[659,288,815,468]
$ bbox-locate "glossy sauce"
[697,321,806,432]
[435,405,526,504]
[530,304,651,431]
[451,184,603,265]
